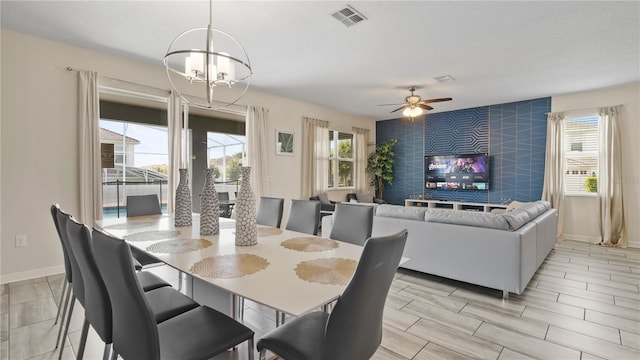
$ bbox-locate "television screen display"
[425,153,489,190]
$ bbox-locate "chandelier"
[164,0,252,109]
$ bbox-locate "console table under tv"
[404,199,508,213]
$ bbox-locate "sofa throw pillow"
[356,191,374,203]
[317,193,331,204]
[506,201,527,212]
[501,208,532,230]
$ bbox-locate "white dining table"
[96,214,365,319]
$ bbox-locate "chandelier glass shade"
[164,2,252,109]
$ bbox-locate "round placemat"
[258,227,283,237]
[295,258,357,285]
[145,238,213,254]
[281,237,339,252]
[190,254,270,279]
[123,230,180,242]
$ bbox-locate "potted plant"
[367,138,398,200]
[584,175,597,193]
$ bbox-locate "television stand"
[404,199,508,213]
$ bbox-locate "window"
[328,130,354,188]
[564,114,599,194]
[100,119,169,217]
[207,132,246,182]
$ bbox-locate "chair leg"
[109,344,118,360]
[259,348,267,360]
[178,271,183,291]
[248,337,255,360]
[102,343,112,360]
[76,318,89,360]
[58,295,76,360]
[55,288,72,349]
[240,297,245,320]
[53,280,68,325]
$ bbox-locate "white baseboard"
[564,233,639,249]
[563,233,601,243]
[0,265,65,285]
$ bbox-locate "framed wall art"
[276,130,294,155]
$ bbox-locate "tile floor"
[1,240,639,359]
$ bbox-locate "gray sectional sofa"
[322,201,558,298]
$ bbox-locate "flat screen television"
[424,153,489,190]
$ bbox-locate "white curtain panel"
[78,70,102,225]
[167,92,183,214]
[352,127,370,192]
[246,106,270,199]
[302,117,329,198]
[542,112,566,240]
[598,106,625,247]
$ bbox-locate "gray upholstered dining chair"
[126,194,162,217]
[49,204,75,352]
[125,195,164,269]
[218,192,234,218]
[53,205,171,359]
[92,228,255,360]
[285,199,321,235]
[328,203,374,245]
[67,220,200,360]
[256,197,285,228]
[257,229,408,360]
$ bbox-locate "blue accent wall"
[376,97,551,205]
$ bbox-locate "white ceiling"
[2,1,639,120]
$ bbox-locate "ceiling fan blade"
[390,105,407,113]
[417,104,434,111]
[378,103,406,106]
[420,97,453,104]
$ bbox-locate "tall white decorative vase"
[200,168,220,235]
[235,167,257,246]
[174,168,192,227]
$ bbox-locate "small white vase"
[200,168,220,235]
[235,167,257,246]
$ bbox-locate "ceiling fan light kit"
[402,107,424,117]
[164,0,252,109]
[379,86,452,120]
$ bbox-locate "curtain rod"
[545,104,623,115]
[67,66,248,115]
[66,66,248,116]
[66,66,170,95]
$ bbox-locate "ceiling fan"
[379,86,452,117]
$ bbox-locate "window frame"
[563,112,599,197]
[328,130,355,189]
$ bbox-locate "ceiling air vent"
[332,5,367,27]
[435,74,455,83]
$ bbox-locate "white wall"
[551,82,640,247]
[0,30,375,283]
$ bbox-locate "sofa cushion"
[520,200,550,219]
[317,193,331,204]
[501,208,532,230]
[356,191,374,203]
[376,205,426,221]
[425,209,510,230]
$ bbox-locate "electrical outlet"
[15,235,27,247]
